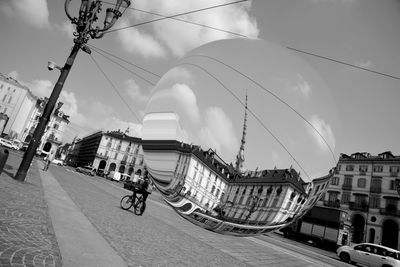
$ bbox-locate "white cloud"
[151,83,200,123]
[308,114,335,152]
[163,67,192,83]
[120,0,259,58]
[27,79,53,97]
[355,60,373,69]
[76,100,142,137]
[20,78,87,131]
[125,79,151,103]
[117,19,167,58]
[55,21,75,38]
[7,71,18,80]
[291,74,311,99]
[0,0,50,28]
[198,106,238,161]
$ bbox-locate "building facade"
[69,130,145,175]
[21,99,70,157]
[0,73,37,139]
[318,151,400,249]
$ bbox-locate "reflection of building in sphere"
[142,112,334,236]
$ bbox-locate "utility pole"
[15,0,131,181]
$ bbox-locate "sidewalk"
[0,151,62,267]
[0,151,127,267]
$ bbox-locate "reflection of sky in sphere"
[145,39,340,182]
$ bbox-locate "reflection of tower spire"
[235,91,248,173]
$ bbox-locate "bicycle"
[120,189,145,215]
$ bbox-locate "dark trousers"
[133,189,149,203]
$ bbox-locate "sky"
[0,0,399,180]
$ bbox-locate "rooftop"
[340,151,400,161]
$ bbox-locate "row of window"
[0,84,16,92]
[331,176,399,191]
[339,164,400,173]
[327,191,398,209]
[2,95,13,104]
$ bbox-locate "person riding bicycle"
[132,170,151,215]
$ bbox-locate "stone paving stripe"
[39,167,127,267]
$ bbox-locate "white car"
[52,159,64,166]
[0,138,16,150]
[337,242,400,267]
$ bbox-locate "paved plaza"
[0,151,347,267]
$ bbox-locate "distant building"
[0,73,37,139]
[21,98,70,157]
[68,129,144,175]
[318,151,400,249]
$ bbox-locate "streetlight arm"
[64,0,76,23]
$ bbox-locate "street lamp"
[15,0,130,181]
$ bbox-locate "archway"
[119,165,125,173]
[24,135,32,143]
[352,214,365,243]
[369,228,375,243]
[43,142,52,153]
[108,163,116,172]
[382,219,399,249]
[98,160,106,171]
[128,167,134,175]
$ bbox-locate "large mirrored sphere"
[141,39,339,236]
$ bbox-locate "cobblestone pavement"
[54,167,246,267]
[52,166,335,267]
[0,151,62,267]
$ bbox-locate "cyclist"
[132,170,151,215]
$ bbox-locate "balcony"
[95,153,108,160]
[380,206,400,216]
[349,202,369,212]
[390,172,398,177]
[120,160,127,165]
[47,135,61,145]
[370,187,381,194]
[323,200,340,208]
[359,172,366,176]
[342,184,352,191]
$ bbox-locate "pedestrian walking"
[43,157,51,171]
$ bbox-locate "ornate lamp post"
[15,0,130,181]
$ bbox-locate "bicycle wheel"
[120,195,134,210]
[134,196,144,215]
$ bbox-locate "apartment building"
[319,151,400,249]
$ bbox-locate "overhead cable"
[105,0,249,33]
[90,46,157,86]
[177,61,311,180]
[89,54,141,122]
[185,54,337,164]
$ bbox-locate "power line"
[105,0,249,34]
[89,46,158,86]
[101,2,247,38]
[101,1,399,81]
[287,47,400,81]
[184,54,337,164]
[177,62,311,180]
[89,54,141,122]
[87,44,161,78]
